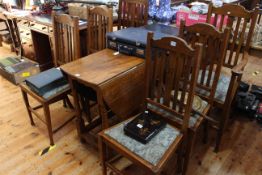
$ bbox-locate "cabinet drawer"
[17,19,29,27]
[19,28,32,40]
[29,22,49,34]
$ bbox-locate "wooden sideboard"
[4,11,87,71]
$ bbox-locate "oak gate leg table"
[61,49,145,147]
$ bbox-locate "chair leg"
[215,106,230,153]
[65,96,74,109]
[182,131,196,175]
[21,89,35,126]
[63,99,67,108]
[176,143,184,175]
[203,120,208,144]
[43,104,54,146]
[99,137,107,175]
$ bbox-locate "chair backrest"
[240,0,259,10]
[118,0,148,30]
[206,3,259,68]
[52,11,81,67]
[145,32,203,132]
[179,21,230,105]
[87,5,113,55]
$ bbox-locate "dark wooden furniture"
[240,0,259,10]
[99,33,203,175]
[179,21,230,174]
[206,3,259,152]
[20,83,74,146]
[87,5,113,55]
[52,12,81,67]
[60,49,145,147]
[117,0,148,30]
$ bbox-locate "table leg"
[68,78,85,136]
[97,91,109,129]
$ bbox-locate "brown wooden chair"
[179,21,230,175]
[117,0,148,30]
[206,3,259,152]
[52,11,81,67]
[99,32,203,175]
[87,5,113,55]
[240,0,259,10]
[20,12,82,146]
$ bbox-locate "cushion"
[105,120,180,166]
[147,95,208,128]
[196,72,231,103]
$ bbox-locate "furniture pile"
[1,0,260,174]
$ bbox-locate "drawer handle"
[42,27,46,30]
[23,22,27,24]
[30,23,35,26]
[22,42,27,45]
[26,33,30,35]
[50,29,53,32]
[20,31,24,33]
[29,44,32,47]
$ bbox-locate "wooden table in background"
[61,49,145,146]
[3,10,87,70]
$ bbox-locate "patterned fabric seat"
[105,119,181,166]
[147,95,208,128]
[196,72,231,103]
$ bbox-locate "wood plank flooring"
[0,46,261,175]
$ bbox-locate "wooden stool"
[20,83,74,145]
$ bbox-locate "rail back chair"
[179,21,230,174]
[87,5,113,55]
[99,32,203,175]
[240,0,259,10]
[52,11,81,67]
[117,0,148,30]
[206,3,259,152]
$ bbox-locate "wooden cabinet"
[16,18,54,70]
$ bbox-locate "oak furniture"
[99,33,203,175]
[206,3,259,152]
[87,5,113,55]
[3,10,87,70]
[60,49,145,147]
[117,0,148,30]
[20,82,74,146]
[52,11,81,66]
[179,21,230,174]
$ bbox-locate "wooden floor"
[0,46,261,175]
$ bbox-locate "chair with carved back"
[99,32,203,175]
[240,0,259,10]
[87,5,113,55]
[178,21,230,174]
[117,0,148,30]
[206,3,259,152]
[20,12,81,146]
[52,11,81,67]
